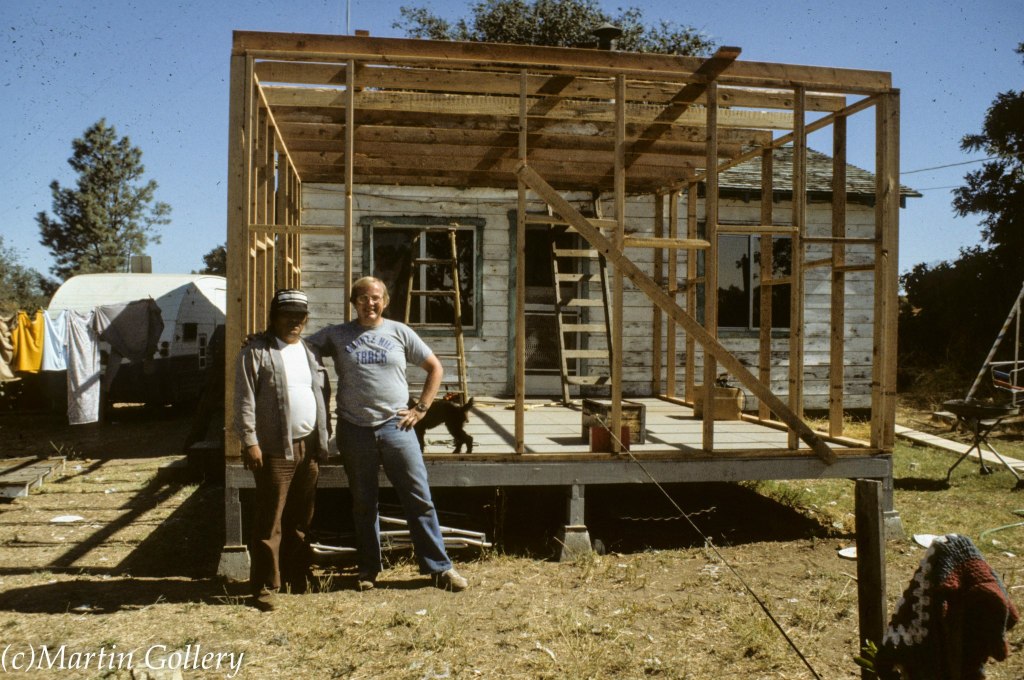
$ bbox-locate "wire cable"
[901,157,997,175]
[593,414,823,680]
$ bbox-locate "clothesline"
[1,300,164,425]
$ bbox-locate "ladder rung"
[553,248,599,258]
[410,290,456,297]
[413,258,457,265]
[563,323,607,333]
[560,298,604,307]
[563,349,610,359]
[434,354,463,360]
[567,375,611,385]
[408,322,461,329]
[555,273,599,283]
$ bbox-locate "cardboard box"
[692,385,744,420]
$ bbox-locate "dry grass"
[1,404,1024,679]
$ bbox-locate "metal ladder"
[403,226,470,404]
[549,201,613,404]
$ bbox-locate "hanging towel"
[0,315,16,382]
[94,299,164,361]
[875,533,1020,680]
[67,310,101,425]
[11,310,44,373]
[41,310,69,371]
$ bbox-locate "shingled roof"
[719,145,921,205]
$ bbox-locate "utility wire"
[901,157,997,175]
[594,414,823,680]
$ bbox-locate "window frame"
[361,216,484,336]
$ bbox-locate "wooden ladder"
[549,201,613,404]
[403,226,470,404]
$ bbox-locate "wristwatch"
[414,402,429,413]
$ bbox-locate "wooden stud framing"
[652,193,664,396]
[830,115,848,436]
[684,183,697,403]
[758,148,774,420]
[515,70,527,454]
[702,82,719,452]
[611,74,626,454]
[872,92,900,449]
[344,59,355,321]
[787,86,807,450]
[666,189,680,399]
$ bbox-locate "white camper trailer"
[49,273,227,405]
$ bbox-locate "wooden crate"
[581,398,646,445]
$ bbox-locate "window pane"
[751,236,792,329]
[372,227,475,328]
[718,235,751,328]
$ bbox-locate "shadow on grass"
[894,477,951,492]
[0,577,242,614]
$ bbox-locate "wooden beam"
[652,193,664,396]
[612,74,626,454]
[788,86,807,450]
[758,148,774,421]
[516,162,837,464]
[685,183,697,403]
[515,70,527,454]
[872,92,900,450]
[622,237,709,250]
[830,115,848,437]
[344,59,355,321]
[702,82,719,452]
[255,61,849,112]
[234,31,893,93]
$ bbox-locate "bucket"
[589,425,631,452]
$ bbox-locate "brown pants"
[249,435,319,594]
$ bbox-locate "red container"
[589,425,631,452]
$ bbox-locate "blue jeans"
[338,417,452,576]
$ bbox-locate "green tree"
[899,42,1024,388]
[36,119,170,281]
[395,0,714,55]
[198,244,227,276]
[0,237,52,315]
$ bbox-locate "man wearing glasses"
[306,276,468,592]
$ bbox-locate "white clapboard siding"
[300,183,879,408]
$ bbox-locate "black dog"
[409,397,475,454]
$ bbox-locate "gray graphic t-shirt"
[307,319,432,427]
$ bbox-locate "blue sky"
[3,0,1021,280]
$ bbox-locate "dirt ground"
[1,403,1022,679]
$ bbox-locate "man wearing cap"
[234,288,329,611]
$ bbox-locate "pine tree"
[0,236,51,314]
[36,119,170,280]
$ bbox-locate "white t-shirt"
[276,338,317,440]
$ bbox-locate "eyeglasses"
[355,294,385,304]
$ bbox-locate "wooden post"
[669,189,681,399]
[344,58,356,321]
[684,182,697,403]
[652,192,664,396]
[788,86,807,450]
[612,74,626,454]
[872,92,900,450]
[855,478,886,676]
[515,70,528,454]
[830,115,848,436]
[758,148,774,421]
[702,82,719,452]
[223,54,254,462]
